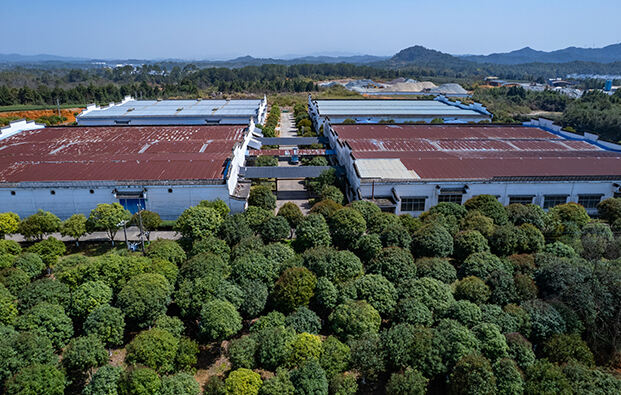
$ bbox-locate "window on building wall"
[438,194,463,204]
[509,196,535,205]
[543,195,567,209]
[578,194,603,209]
[401,197,426,212]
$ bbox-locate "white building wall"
[358,179,620,216]
[0,183,242,221]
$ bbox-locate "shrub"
[174,206,223,240]
[272,267,317,312]
[249,185,276,210]
[353,274,398,315]
[228,336,258,369]
[160,372,200,395]
[396,298,433,326]
[146,239,186,265]
[398,277,454,316]
[225,368,263,395]
[320,185,344,205]
[453,230,490,261]
[446,300,482,328]
[448,353,496,395]
[386,367,428,395]
[27,237,66,267]
[260,216,290,242]
[368,247,416,285]
[329,300,381,341]
[521,299,566,343]
[290,359,328,395]
[328,208,366,249]
[0,267,29,296]
[13,253,44,279]
[288,332,322,367]
[320,336,350,379]
[347,200,381,223]
[5,364,66,395]
[16,302,73,350]
[118,367,162,395]
[285,307,321,334]
[464,195,508,225]
[126,328,179,373]
[460,251,510,279]
[415,257,457,284]
[83,304,125,347]
[294,214,331,251]
[199,299,242,341]
[117,273,172,328]
[454,276,491,304]
[277,202,304,229]
[543,333,595,367]
[411,223,454,258]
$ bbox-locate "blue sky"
[2,0,619,59]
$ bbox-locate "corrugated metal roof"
[79,99,262,119]
[0,125,244,183]
[315,100,484,117]
[356,159,418,179]
[332,124,621,180]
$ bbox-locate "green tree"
[454,230,490,261]
[597,197,621,224]
[259,368,295,395]
[5,364,66,395]
[493,358,524,395]
[256,325,295,370]
[320,185,344,205]
[353,274,398,315]
[13,253,44,279]
[273,267,317,312]
[328,208,366,249]
[0,267,29,296]
[277,202,304,232]
[249,185,276,210]
[507,203,546,230]
[17,278,70,311]
[255,155,278,167]
[199,299,242,341]
[454,276,491,305]
[16,302,73,350]
[161,372,201,395]
[386,367,428,395]
[219,214,253,246]
[260,216,290,242]
[228,336,258,369]
[87,203,131,244]
[60,214,88,246]
[0,284,17,325]
[506,333,536,370]
[399,277,454,316]
[524,360,571,395]
[126,328,179,373]
[464,194,508,225]
[83,365,122,395]
[290,359,328,395]
[329,300,381,341]
[368,247,416,285]
[416,257,457,284]
[27,237,66,268]
[294,214,331,251]
[521,300,566,343]
[83,304,126,347]
[117,273,172,328]
[347,200,381,223]
[17,210,61,241]
[411,223,454,258]
[278,299,315,329]
[448,353,496,395]
[309,199,343,219]
[382,323,435,373]
[70,280,113,319]
[131,210,161,239]
[288,332,322,367]
[472,323,509,361]
[0,212,20,239]
[348,332,386,382]
[329,372,358,395]
[146,239,186,265]
[320,336,350,379]
[198,199,231,219]
[118,367,162,395]
[543,333,595,367]
[225,368,262,395]
[62,335,107,378]
[433,319,480,370]
[174,206,223,240]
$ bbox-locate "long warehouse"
[308,97,491,128]
[325,121,621,215]
[77,96,268,126]
[0,123,257,219]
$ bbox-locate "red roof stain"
[332,124,621,180]
[0,125,245,183]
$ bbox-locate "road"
[276,109,311,214]
[6,226,180,243]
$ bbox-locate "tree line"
[1,171,621,393]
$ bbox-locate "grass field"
[0,103,87,112]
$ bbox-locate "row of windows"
[7,188,175,196]
[400,194,606,212]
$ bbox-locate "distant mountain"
[459,43,621,64]
[382,45,471,69]
[0,53,88,63]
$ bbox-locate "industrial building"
[308,97,491,129]
[324,119,621,215]
[0,122,259,220]
[77,96,268,126]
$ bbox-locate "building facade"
[324,120,621,216]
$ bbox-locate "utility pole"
[137,203,146,254]
[56,97,61,118]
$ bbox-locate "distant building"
[323,120,621,215]
[77,96,267,126]
[308,97,491,130]
[0,123,258,219]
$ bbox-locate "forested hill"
[459,43,621,64]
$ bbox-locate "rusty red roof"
[332,124,621,180]
[0,125,245,183]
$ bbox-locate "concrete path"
[276,109,311,214]
[7,226,180,243]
